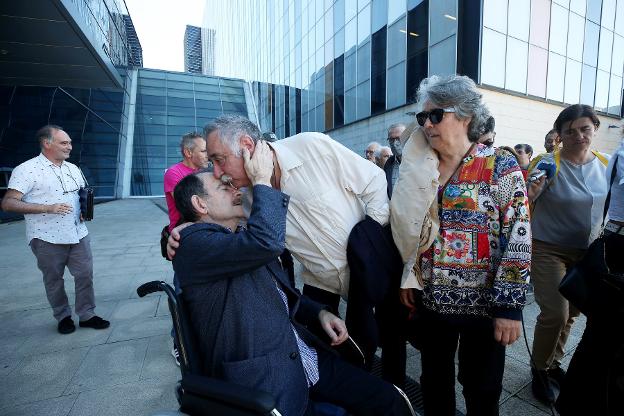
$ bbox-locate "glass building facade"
[204,0,624,139]
[481,0,624,116]
[130,69,250,196]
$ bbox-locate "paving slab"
[64,338,149,394]
[0,394,78,416]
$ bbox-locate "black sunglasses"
[416,108,456,126]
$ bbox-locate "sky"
[124,0,206,72]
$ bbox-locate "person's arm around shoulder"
[1,166,72,215]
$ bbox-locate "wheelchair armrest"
[181,374,277,414]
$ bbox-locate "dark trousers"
[419,311,505,416]
[556,231,624,415]
[303,284,341,316]
[308,349,407,416]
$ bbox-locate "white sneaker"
[171,346,180,366]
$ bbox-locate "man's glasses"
[416,108,456,126]
[387,137,401,144]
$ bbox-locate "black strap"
[602,154,619,226]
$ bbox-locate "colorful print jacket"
[419,144,531,320]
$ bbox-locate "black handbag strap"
[77,167,90,187]
[602,154,619,227]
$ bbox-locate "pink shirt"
[164,162,196,231]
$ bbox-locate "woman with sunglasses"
[526,104,610,405]
[392,74,531,416]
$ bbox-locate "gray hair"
[180,132,203,155]
[366,141,381,150]
[379,146,392,155]
[415,75,490,142]
[203,115,262,156]
[387,124,406,135]
[36,124,64,147]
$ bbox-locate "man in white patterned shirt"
[1,125,109,334]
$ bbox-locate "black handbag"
[559,155,623,316]
[78,169,94,221]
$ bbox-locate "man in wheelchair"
[171,141,405,416]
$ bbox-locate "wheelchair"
[137,280,416,416]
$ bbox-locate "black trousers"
[419,311,506,416]
[308,349,407,416]
[556,231,624,416]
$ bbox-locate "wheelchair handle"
[137,280,166,297]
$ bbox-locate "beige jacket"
[390,123,440,290]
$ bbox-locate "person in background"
[1,125,109,335]
[544,128,560,153]
[395,75,530,416]
[556,131,624,416]
[478,115,496,147]
[376,146,393,169]
[514,143,533,180]
[527,104,610,405]
[365,141,381,163]
[384,123,406,199]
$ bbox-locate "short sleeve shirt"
[164,162,196,231]
[8,154,88,244]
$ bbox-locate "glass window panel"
[613,35,624,76]
[429,0,458,45]
[388,0,406,25]
[358,4,372,43]
[527,46,548,97]
[335,28,345,58]
[608,74,622,115]
[549,4,568,55]
[335,0,345,30]
[602,0,616,30]
[598,29,614,71]
[583,21,600,66]
[429,35,457,77]
[387,16,407,67]
[508,0,530,41]
[346,0,358,22]
[359,0,371,12]
[570,0,586,15]
[564,58,582,103]
[505,38,528,93]
[580,64,597,105]
[617,0,624,35]
[372,0,388,32]
[567,12,585,61]
[325,39,334,65]
[357,41,371,84]
[530,0,551,49]
[344,86,357,123]
[547,52,566,102]
[483,0,508,33]
[345,51,357,89]
[481,28,506,88]
[553,0,569,6]
[356,79,371,119]
[595,69,610,110]
[325,7,334,43]
[386,62,406,108]
[346,17,358,53]
[587,0,603,24]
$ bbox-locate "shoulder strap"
[553,150,561,177]
[602,154,619,226]
[592,150,609,166]
[77,167,89,187]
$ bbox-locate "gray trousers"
[30,235,96,322]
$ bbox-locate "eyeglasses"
[416,108,456,126]
[387,137,401,144]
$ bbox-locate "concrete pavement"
[0,198,585,415]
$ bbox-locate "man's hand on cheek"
[242,141,274,187]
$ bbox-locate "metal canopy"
[0,0,124,89]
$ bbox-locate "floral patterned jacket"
[419,144,531,320]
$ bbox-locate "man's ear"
[182,147,192,159]
[191,194,207,215]
[239,135,256,154]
